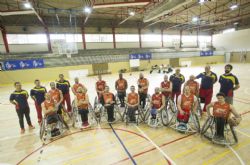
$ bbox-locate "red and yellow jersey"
[138,78,148,94]
[181,94,194,110]
[103,92,114,104]
[152,93,163,109]
[73,83,84,93]
[186,80,199,95]
[127,92,139,105]
[213,101,231,119]
[96,80,106,92]
[43,99,56,115]
[116,79,127,91]
[49,89,61,103]
[161,81,171,97]
[76,93,88,109]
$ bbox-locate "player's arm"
[181,74,185,84]
[213,73,218,84]
[234,77,240,91]
[195,73,202,79]
[115,80,118,91]
[193,96,198,113]
[125,80,128,90]
[42,103,47,115]
[9,94,18,106]
[83,94,89,105]
[196,82,200,96]
[30,90,36,101]
[230,105,242,120]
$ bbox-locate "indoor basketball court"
[0,0,250,165]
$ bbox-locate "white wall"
[213,28,250,51]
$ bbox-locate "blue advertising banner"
[200,50,213,56]
[129,52,152,60]
[3,59,44,70]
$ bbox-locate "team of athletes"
[10,64,242,141]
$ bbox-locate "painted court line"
[134,125,176,165]
[236,129,250,138]
[109,124,137,165]
[227,145,245,165]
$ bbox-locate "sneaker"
[29,125,35,130]
[20,129,25,134]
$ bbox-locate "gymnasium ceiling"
[0,0,250,33]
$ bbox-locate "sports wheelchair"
[71,100,97,128]
[123,105,144,125]
[201,116,238,146]
[167,106,200,134]
[39,112,69,142]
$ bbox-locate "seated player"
[184,75,199,97]
[72,77,87,95]
[177,86,198,130]
[150,87,165,120]
[100,86,116,123]
[126,85,140,122]
[41,93,60,137]
[49,82,64,114]
[75,87,90,128]
[206,92,241,141]
[160,75,173,104]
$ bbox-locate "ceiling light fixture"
[24,2,32,9]
[84,7,92,14]
[230,4,238,10]
[129,11,135,16]
[192,16,199,22]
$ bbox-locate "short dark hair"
[216,92,225,98]
[225,64,233,70]
[59,74,64,77]
[14,82,20,86]
[34,79,39,83]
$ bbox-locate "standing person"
[219,64,240,104]
[137,73,149,109]
[170,68,185,103]
[196,65,217,112]
[30,79,47,124]
[48,82,64,114]
[10,82,35,134]
[56,74,72,112]
[184,75,199,96]
[126,85,139,122]
[75,87,90,128]
[100,86,116,123]
[177,86,198,130]
[160,75,173,99]
[71,77,87,95]
[115,73,128,107]
[96,75,106,101]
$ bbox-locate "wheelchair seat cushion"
[47,113,58,124]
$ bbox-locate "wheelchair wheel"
[143,105,150,123]
[201,116,214,135]
[161,108,169,126]
[58,114,69,130]
[230,125,238,143]
[39,118,46,141]
[192,112,200,132]
[114,105,123,122]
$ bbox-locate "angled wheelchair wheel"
[58,114,69,130]
[201,116,214,135]
[39,118,46,141]
[114,105,123,122]
[161,108,169,126]
[191,112,200,133]
[230,125,238,143]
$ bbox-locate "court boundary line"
[109,124,137,165]
[227,145,245,165]
[134,125,176,165]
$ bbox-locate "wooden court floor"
[0,64,250,165]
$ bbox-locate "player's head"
[130,85,135,92]
[164,75,168,81]
[74,77,79,83]
[183,85,190,94]
[119,73,123,79]
[175,68,180,74]
[44,93,51,100]
[189,75,195,81]
[225,64,233,74]
[50,82,56,89]
[14,82,21,90]
[155,87,160,94]
[59,74,64,80]
[139,73,144,79]
[216,92,225,103]
[205,65,210,72]
[34,79,40,86]
[98,74,102,80]
[77,86,84,93]
[104,86,109,92]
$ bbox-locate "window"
[116,34,139,42]
[85,34,113,42]
[7,34,47,44]
[222,28,235,34]
[141,34,161,42]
